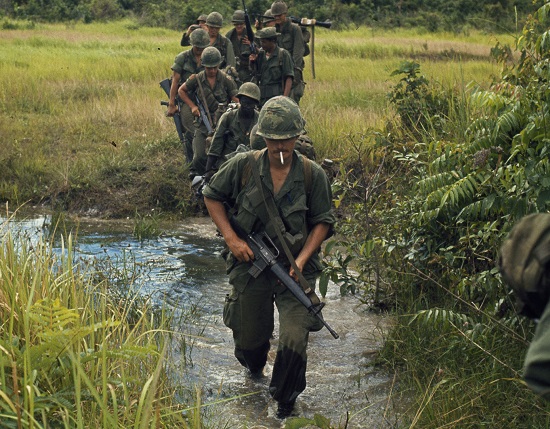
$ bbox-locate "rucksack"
[499,213,550,318]
[301,27,311,57]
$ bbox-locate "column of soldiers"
[166,1,309,181]
[163,2,331,422]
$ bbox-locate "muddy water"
[3,214,400,428]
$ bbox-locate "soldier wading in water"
[202,96,335,419]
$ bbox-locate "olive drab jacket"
[208,107,259,165]
[211,33,236,69]
[276,18,304,70]
[202,149,335,288]
[184,70,238,122]
[171,50,203,86]
[254,46,294,105]
[226,27,254,83]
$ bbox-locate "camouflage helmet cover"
[206,11,223,28]
[271,1,288,15]
[256,96,305,139]
[256,27,280,39]
[237,82,261,102]
[499,213,550,318]
[232,10,246,23]
[201,46,222,67]
[189,28,210,48]
[197,14,207,23]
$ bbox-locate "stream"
[3,212,402,428]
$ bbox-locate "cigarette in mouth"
[280,151,284,165]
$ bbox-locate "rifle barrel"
[290,16,332,29]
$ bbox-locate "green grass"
[0,20,511,214]
[0,212,196,427]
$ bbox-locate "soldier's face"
[265,136,297,166]
[207,26,220,37]
[205,66,218,78]
[273,13,285,25]
[260,38,276,51]
[234,22,245,34]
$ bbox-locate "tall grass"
[0,20,510,213]
[0,213,194,427]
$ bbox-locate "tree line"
[0,0,537,32]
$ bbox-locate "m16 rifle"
[159,78,185,144]
[242,0,257,54]
[230,218,340,339]
[195,95,214,135]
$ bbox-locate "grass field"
[0,19,513,215]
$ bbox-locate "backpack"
[499,213,550,318]
[301,27,311,57]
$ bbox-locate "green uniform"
[202,149,335,405]
[276,18,305,104]
[172,50,204,162]
[184,70,238,175]
[524,302,550,399]
[208,107,259,167]
[226,28,254,84]
[212,33,236,69]
[254,46,294,107]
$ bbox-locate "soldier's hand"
[203,169,216,183]
[166,104,178,117]
[191,105,200,117]
[227,237,254,263]
[242,36,251,45]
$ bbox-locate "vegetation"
[320,1,550,427]
[0,0,536,33]
[0,212,204,427]
[3,1,550,427]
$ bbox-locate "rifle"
[194,95,214,135]
[230,219,340,339]
[241,0,257,54]
[159,78,185,143]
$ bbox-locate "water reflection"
[1,212,400,428]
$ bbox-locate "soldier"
[499,213,550,400]
[178,47,239,178]
[180,14,208,47]
[204,82,261,180]
[167,28,210,164]
[205,12,236,70]
[249,27,294,107]
[202,96,335,419]
[255,8,276,31]
[225,10,254,85]
[271,1,306,104]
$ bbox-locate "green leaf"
[319,272,329,298]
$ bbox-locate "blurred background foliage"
[0,0,537,33]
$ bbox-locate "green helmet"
[256,96,305,139]
[499,213,550,319]
[232,10,246,23]
[206,11,223,28]
[256,27,280,39]
[189,28,209,48]
[197,14,207,23]
[237,82,261,102]
[271,1,288,15]
[201,46,222,67]
[262,9,275,24]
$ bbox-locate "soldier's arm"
[290,222,330,278]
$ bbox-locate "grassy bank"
[0,212,200,427]
[0,19,508,217]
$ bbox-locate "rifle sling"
[246,152,320,304]
[196,75,215,130]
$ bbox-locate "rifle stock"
[230,219,339,339]
[290,16,332,28]
[159,78,185,143]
